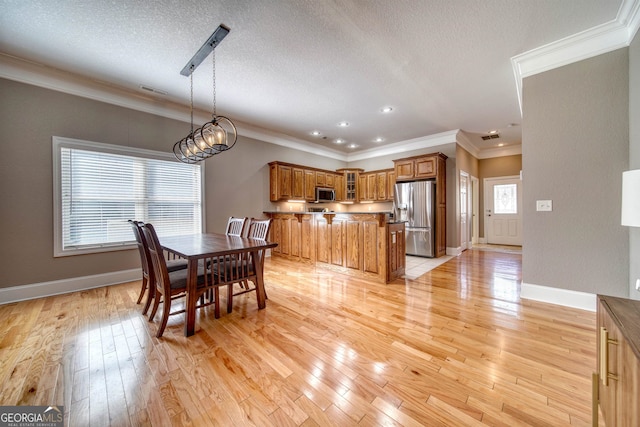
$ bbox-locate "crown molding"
[511,0,640,115]
[455,131,480,158]
[476,144,522,159]
[346,130,459,162]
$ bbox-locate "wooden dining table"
[160,232,277,337]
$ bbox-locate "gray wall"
[630,31,640,300]
[0,78,344,288]
[522,48,629,297]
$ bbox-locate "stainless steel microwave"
[315,187,335,203]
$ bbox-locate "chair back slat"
[247,218,272,241]
[226,216,248,236]
[129,220,152,277]
[141,223,172,297]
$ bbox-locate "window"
[53,136,203,256]
[493,183,517,214]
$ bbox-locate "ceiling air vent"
[481,134,500,140]
[139,85,167,96]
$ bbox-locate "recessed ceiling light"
[348,143,358,149]
[337,121,349,127]
[334,138,345,144]
[374,137,384,143]
[381,106,393,113]
[310,130,321,136]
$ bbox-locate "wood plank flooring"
[0,250,600,426]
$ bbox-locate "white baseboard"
[446,246,463,256]
[0,269,140,305]
[521,282,596,312]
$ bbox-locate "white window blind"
[53,137,203,256]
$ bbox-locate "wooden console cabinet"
[595,295,640,426]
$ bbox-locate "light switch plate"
[536,200,552,211]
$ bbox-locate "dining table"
[160,232,277,337]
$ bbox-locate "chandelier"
[173,25,237,163]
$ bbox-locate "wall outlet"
[636,278,640,292]
[536,200,553,211]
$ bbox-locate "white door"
[484,176,522,246]
[460,172,472,250]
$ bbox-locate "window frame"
[52,136,205,257]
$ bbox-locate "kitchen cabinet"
[292,167,305,199]
[595,295,640,426]
[316,171,326,187]
[387,170,396,202]
[337,169,362,202]
[269,163,292,201]
[304,169,316,201]
[393,153,446,182]
[334,174,344,201]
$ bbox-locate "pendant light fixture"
[173,25,237,163]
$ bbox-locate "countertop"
[263,211,406,224]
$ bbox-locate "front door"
[484,176,522,246]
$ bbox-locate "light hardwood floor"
[0,250,600,426]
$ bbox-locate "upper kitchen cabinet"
[394,153,447,182]
[337,169,363,203]
[270,162,293,201]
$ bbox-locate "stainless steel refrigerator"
[393,180,436,257]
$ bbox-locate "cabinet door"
[292,168,304,199]
[316,171,326,187]
[345,171,357,201]
[270,217,282,253]
[358,174,367,201]
[304,170,316,200]
[278,165,293,199]
[326,173,335,188]
[331,219,345,266]
[300,215,314,261]
[394,159,414,180]
[387,170,396,201]
[415,157,436,178]
[376,172,387,201]
[334,175,344,201]
[598,301,619,427]
[316,218,330,263]
[367,173,377,200]
[269,164,279,202]
[362,220,379,274]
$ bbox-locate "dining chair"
[128,220,188,315]
[222,218,273,313]
[141,223,218,337]
[225,216,248,236]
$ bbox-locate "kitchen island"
[264,211,405,283]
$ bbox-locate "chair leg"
[136,275,147,304]
[149,292,160,322]
[142,283,154,315]
[156,298,171,338]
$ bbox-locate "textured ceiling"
[0,0,624,155]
